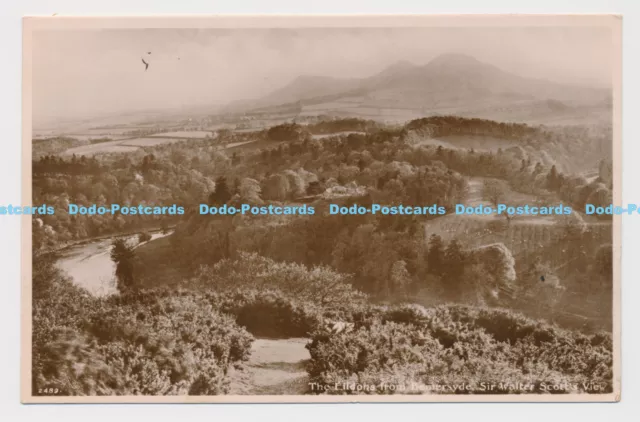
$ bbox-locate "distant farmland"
[149,131,215,139]
[48,134,131,142]
[121,137,189,147]
[63,140,139,156]
[60,132,251,156]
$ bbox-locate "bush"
[193,252,367,321]
[306,304,613,395]
[32,259,99,394]
[196,252,367,308]
[210,289,325,338]
[32,261,254,396]
[86,289,254,395]
[138,232,152,243]
[33,328,120,396]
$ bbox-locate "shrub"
[195,252,367,310]
[32,260,254,396]
[138,232,152,243]
[33,328,120,396]
[86,289,254,395]
[210,289,325,338]
[306,304,613,395]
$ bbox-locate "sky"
[31,26,616,125]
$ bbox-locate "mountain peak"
[386,60,416,71]
[364,60,416,87]
[427,53,482,68]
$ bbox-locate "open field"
[121,137,188,147]
[37,134,132,142]
[149,131,214,139]
[58,134,256,155]
[63,140,139,156]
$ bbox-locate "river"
[55,231,171,296]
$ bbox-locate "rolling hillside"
[237,54,611,124]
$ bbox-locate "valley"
[31,52,615,398]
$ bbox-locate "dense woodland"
[33,117,612,248]
[32,116,614,395]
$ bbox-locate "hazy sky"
[32,26,615,124]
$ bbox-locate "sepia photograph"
[21,15,621,403]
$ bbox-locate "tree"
[483,179,508,208]
[238,178,263,204]
[483,179,511,221]
[546,165,560,190]
[599,159,613,188]
[460,263,495,306]
[556,211,587,240]
[586,184,613,216]
[443,239,465,299]
[390,260,411,299]
[471,243,516,289]
[138,232,152,243]
[306,180,325,196]
[262,174,290,201]
[283,170,306,198]
[266,123,306,142]
[110,238,136,292]
[208,176,232,205]
[519,257,564,312]
[427,234,445,276]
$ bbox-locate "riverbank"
[39,225,176,258]
[54,230,173,296]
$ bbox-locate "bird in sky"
[141,58,149,71]
[540,275,545,282]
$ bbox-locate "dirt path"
[228,338,311,395]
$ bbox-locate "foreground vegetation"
[306,304,612,395]
[33,252,612,396]
[33,259,253,395]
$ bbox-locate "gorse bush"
[306,304,613,395]
[32,259,102,394]
[34,328,121,396]
[88,290,253,395]
[194,252,367,310]
[188,252,372,338]
[32,261,253,396]
[211,289,325,338]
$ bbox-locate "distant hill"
[231,54,611,124]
